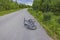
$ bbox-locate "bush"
[43,13,51,21]
[54,12,60,16]
[57,18,60,24]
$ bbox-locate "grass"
[28,8,60,40]
[0,8,22,16]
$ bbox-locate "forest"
[0,0,31,11]
[28,0,60,40]
[0,0,30,16]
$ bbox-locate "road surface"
[0,9,53,40]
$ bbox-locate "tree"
[32,0,60,12]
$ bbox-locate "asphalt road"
[0,9,53,40]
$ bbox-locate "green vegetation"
[0,0,30,16]
[0,9,20,16]
[28,0,60,40]
[33,0,60,12]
